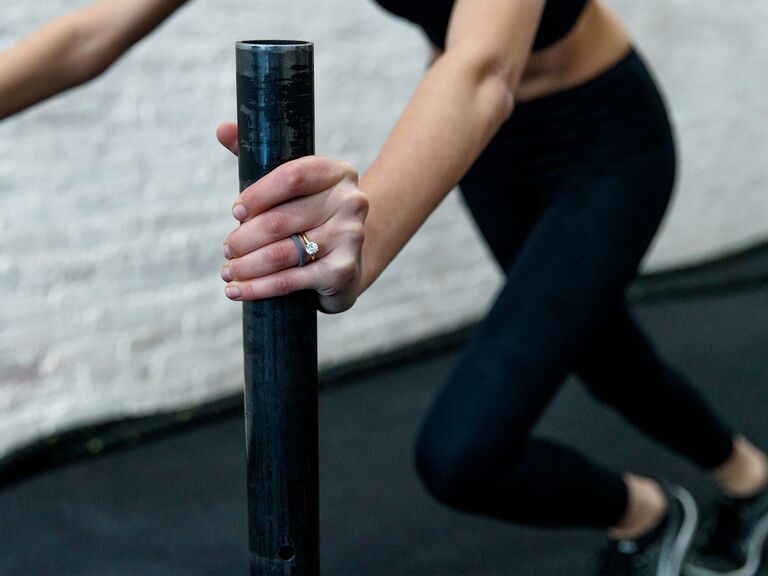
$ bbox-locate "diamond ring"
[299,232,318,262]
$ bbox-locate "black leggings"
[413,46,736,529]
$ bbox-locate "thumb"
[216,122,239,156]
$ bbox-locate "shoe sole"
[661,485,699,576]
[684,507,768,576]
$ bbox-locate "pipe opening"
[239,40,310,46]
[278,545,296,561]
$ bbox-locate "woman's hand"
[216,123,369,314]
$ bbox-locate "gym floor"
[1,258,767,575]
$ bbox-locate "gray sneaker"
[684,485,768,576]
[595,481,699,576]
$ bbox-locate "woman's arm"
[0,0,189,119]
[216,0,546,313]
[357,0,545,294]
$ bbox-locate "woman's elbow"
[485,73,516,125]
[58,18,119,88]
[65,43,118,87]
[447,46,519,124]
[470,58,517,127]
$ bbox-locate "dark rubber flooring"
[1,285,767,575]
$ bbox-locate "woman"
[216,1,768,574]
[0,0,191,119]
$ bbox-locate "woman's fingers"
[224,190,332,259]
[231,155,358,223]
[222,211,366,313]
[224,259,322,301]
[224,244,362,315]
[216,123,238,156]
[222,227,330,282]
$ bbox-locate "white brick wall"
[1,0,767,458]
[609,0,768,268]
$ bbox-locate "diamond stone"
[304,241,319,256]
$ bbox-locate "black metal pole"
[235,40,319,576]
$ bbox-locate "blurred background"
[0,1,766,574]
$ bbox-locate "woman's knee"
[413,424,477,508]
[412,416,522,510]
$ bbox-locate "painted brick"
[1,0,767,457]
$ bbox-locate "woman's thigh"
[457,135,542,272]
[417,143,676,468]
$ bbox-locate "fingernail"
[220,266,232,282]
[225,286,241,299]
[232,204,247,221]
[223,243,232,259]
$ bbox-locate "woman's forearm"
[68,0,189,77]
[357,51,517,295]
[0,0,188,119]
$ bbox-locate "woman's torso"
[376,0,633,103]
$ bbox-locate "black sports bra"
[374,0,589,52]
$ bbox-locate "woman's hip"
[496,45,677,175]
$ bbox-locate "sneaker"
[684,485,768,576]
[594,481,699,576]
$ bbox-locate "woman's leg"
[574,305,736,471]
[414,155,676,528]
[711,436,768,497]
[575,299,768,500]
[412,46,759,536]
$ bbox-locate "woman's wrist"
[356,212,386,297]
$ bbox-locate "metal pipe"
[235,40,319,576]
